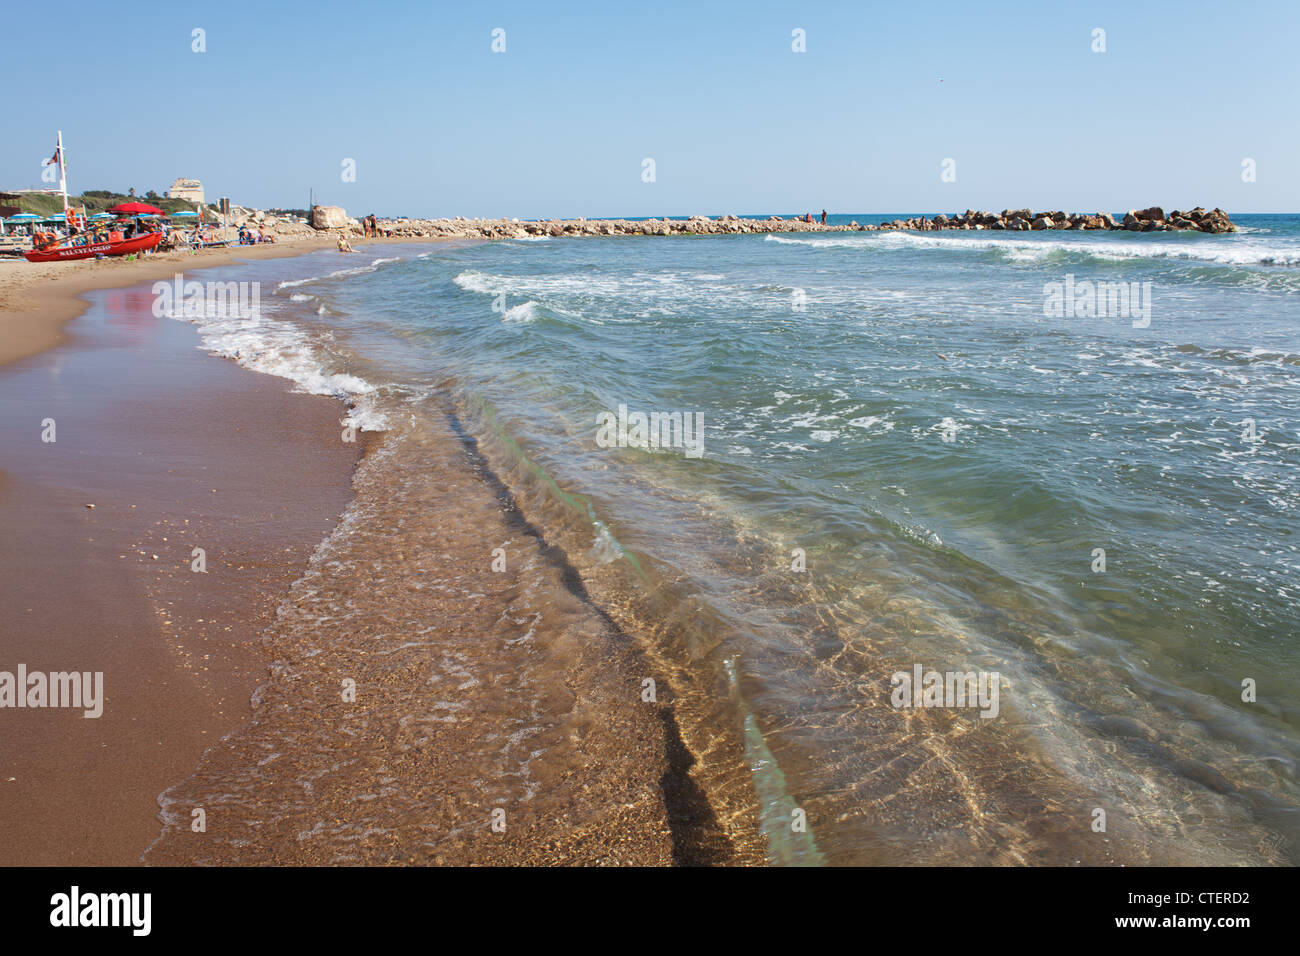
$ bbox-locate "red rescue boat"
[19,133,169,263]
[23,230,163,263]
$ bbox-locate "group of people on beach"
[361,213,393,238]
[803,210,829,224]
[32,215,162,250]
[238,225,272,245]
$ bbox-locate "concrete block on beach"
[310,204,349,230]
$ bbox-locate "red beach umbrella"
[107,202,165,215]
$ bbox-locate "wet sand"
[0,238,336,367]
[0,249,742,866]
[0,279,364,864]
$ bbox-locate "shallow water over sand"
[152,223,1300,864]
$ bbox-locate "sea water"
[157,216,1300,864]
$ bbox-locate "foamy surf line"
[276,256,404,290]
[158,269,389,431]
[764,232,1300,267]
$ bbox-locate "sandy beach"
[0,244,757,866]
[0,238,338,366]
[7,5,1299,940]
[0,250,362,863]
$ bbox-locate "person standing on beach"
[821,209,828,224]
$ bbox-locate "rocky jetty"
[355,206,1234,241]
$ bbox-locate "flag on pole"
[46,146,61,167]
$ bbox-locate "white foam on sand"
[163,304,389,430]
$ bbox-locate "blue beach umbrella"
[169,210,198,218]
[3,212,42,236]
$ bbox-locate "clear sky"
[5,0,1296,218]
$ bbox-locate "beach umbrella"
[5,212,44,238]
[5,213,42,236]
[107,201,165,215]
[169,211,197,218]
[90,212,114,220]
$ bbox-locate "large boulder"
[310,205,348,229]
[1134,206,1165,221]
[1200,207,1235,233]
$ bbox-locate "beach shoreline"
[11,218,1286,867]
[0,253,369,864]
[0,242,755,866]
[0,237,342,367]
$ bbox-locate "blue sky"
[5,0,1296,217]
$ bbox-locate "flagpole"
[57,130,69,214]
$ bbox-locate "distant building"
[165,178,205,203]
